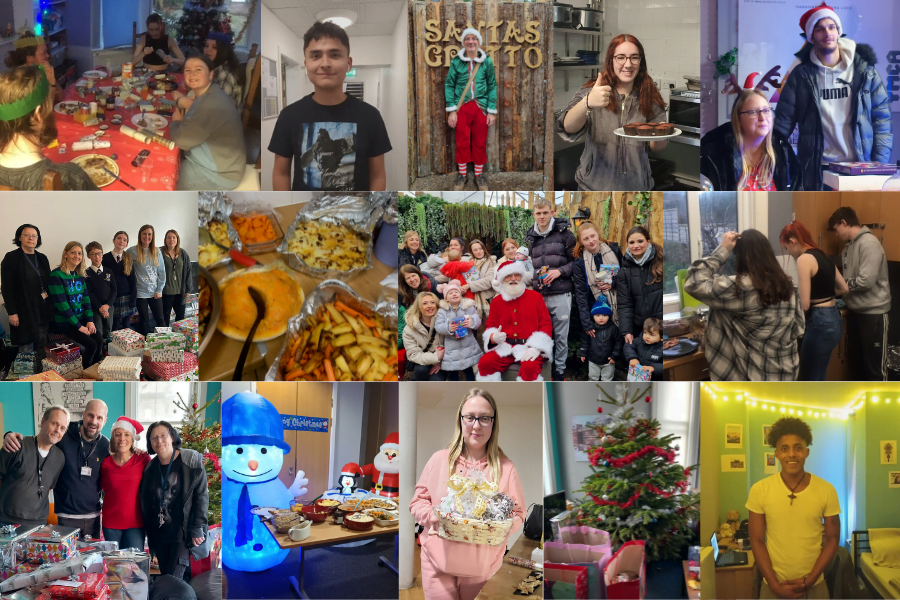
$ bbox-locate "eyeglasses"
[461,415,494,426]
[739,108,772,119]
[613,55,641,65]
[21,234,38,239]
[150,434,170,443]
[89,251,102,257]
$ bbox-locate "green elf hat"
[0,65,50,122]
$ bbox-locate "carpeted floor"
[224,538,398,599]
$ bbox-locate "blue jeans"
[799,305,842,381]
[103,527,145,552]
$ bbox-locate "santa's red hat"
[111,416,144,440]
[799,3,841,42]
[340,462,363,477]
[381,432,399,451]
[495,259,526,281]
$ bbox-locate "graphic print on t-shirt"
[299,122,357,190]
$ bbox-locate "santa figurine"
[360,433,399,498]
[477,259,553,381]
[337,462,363,495]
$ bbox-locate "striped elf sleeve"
[49,268,81,328]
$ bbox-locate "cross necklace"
[781,470,807,505]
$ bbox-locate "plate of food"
[364,509,399,526]
[285,219,370,272]
[216,261,305,342]
[71,154,118,188]
[357,498,398,510]
[131,113,169,130]
[83,70,106,79]
[54,101,81,115]
[614,123,682,140]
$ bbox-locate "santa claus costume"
[477,260,553,382]
[360,433,400,498]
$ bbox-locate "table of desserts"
[199,202,394,381]
[42,68,183,191]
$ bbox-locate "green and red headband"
[0,66,50,122]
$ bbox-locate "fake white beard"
[499,279,526,301]
[374,451,400,475]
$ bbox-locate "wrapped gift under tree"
[98,357,142,381]
[145,333,186,363]
[110,329,144,355]
[172,318,199,354]
[26,525,80,564]
[142,352,198,382]
[45,572,109,600]
[44,341,80,364]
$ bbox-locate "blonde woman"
[102,231,137,332]
[410,388,525,599]
[466,240,496,322]
[701,89,801,191]
[402,292,447,381]
[400,231,427,268]
[126,225,166,335]
[49,241,104,368]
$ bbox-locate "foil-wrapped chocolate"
[483,492,515,521]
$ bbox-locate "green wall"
[205,383,221,427]
[1,383,126,437]
[715,398,751,526]
[861,393,899,529]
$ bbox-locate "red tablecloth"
[42,71,182,191]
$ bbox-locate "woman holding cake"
[557,34,668,190]
[410,388,526,599]
[700,89,801,191]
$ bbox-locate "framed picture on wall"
[571,415,607,462]
[261,56,279,120]
[763,425,773,446]
[889,471,900,488]
[722,455,746,472]
[33,382,93,432]
[725,424,743,449]
[764,452,777,474]
[881,440,897,464]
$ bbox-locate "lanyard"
[35,438,50,498]
[23,252,45,291]
[159,456,176,494]
[80,435,98,469]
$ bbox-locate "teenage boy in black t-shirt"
[269,21,392,191]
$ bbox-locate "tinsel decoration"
[176,388,222,524]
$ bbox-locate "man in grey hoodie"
[774,3,892,191]
[828,207,891,381]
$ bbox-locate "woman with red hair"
[557,34,667,190]
[780,220,849,380]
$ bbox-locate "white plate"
[613,127,682,140]
[71,154,118,188]
[83,70,106,79]
[54,101,81,115]
[131,113,169,130]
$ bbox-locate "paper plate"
[53,101,81,115]
[83,70,106,79]
[614,127,682,140]
[131,113,169,130]
[71,154,118,188]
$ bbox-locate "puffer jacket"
[573,243,622,334]
[774,40,892,191]
[434,299,483,371]
[623,338,663,380]
[617,248,663,338]
[465,256,496,320]
[402,310,444,366]
[700,122,802,191]
[445,50,498,115]
[580,319,622,365]
[430,253,474,284]
[526,218,577,296]
[399,246,427,268]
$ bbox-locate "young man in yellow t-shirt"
[746,417,840,599]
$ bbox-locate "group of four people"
[1,223,193,374]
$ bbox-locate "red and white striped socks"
[474,164,483,177]
[458,164,467,176]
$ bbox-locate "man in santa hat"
[360,433,399,498]
[477,260,553,381]
[774,2,892,192]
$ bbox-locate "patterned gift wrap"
[107,345,144,358]
[110,329,144,354]
[47,333,68,342]
[80,363,103,381]
[149,349,184,363]
[627,364,651,382]
[11,351,36,375]
[0,555,84,592]
[15,562,38,574]
[41,358,82,376]
[435,510,513,546]
[0,567,17,581]
[145,333,186,362]
[172,318,199,353]
[154,327,172,333]
[98,357,142,381]
[141,352,197,381]
[26,526,79,564]
[18,371,67,382]
[44,341,80,364]
[45,572,109,600]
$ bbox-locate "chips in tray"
[198,243,226,269]
[277,300,398,382]
[286,221,369,271]
[208,221,232,248]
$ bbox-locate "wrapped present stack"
[145,332,186,363]
[103,551,149,600]
[45,340,80,364]
[19,371,68,382]
[142,352,198,382]
[27,526,80,565]
[0,555,84,592]
[8,351,36,379]
[110,329,144,357]
[98,357,142,381]
[172,318,199,355]
[41,357,82,377]
[154,327,172,333]
[44,572,109,600]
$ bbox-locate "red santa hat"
[381,432,399,452]
[495,259,526,281]
[799,3,841,42]
[111,416,144,441]
[340,462,363,478]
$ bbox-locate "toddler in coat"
[435,280,483,381]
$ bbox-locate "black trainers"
[453,173,468,191]
[552,370,566,381]
[474,174,488,191]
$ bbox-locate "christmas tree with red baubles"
[176,0,235,54]
[175,389,222,525]
[575,383,698,561]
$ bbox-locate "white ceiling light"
[316,9,358,29]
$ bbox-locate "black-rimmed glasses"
[461,415,495,426]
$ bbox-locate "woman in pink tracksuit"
[409,388,526,600]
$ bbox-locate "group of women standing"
[684,221,846,381]
[1,223,192,375]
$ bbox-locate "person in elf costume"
[221,392,308,572]
[360,433,400,499]
[445,28,498,192]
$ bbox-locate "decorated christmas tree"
[175,389,222,525]
[175,0,234,54]
[575,383,699,562]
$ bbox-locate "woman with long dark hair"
[701,89,800,191]
[557,34,668,190]
[684,229,805,381]
[617,226,663,343]
[780,221,848,381]
[399,264,438,308]
[160,230,192,326]
[572,221,622,335]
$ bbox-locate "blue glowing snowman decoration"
[222,392,308,572]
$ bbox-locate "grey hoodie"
[842,226,891,314]
[810,38,856,164]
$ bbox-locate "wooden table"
[199,203,395,381]
[475,535,541,599]
[714,551,755,600]
[264,518,399,599]
[682,560,700,600]
[663,334,708,381]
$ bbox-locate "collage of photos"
[1,0,900,599]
